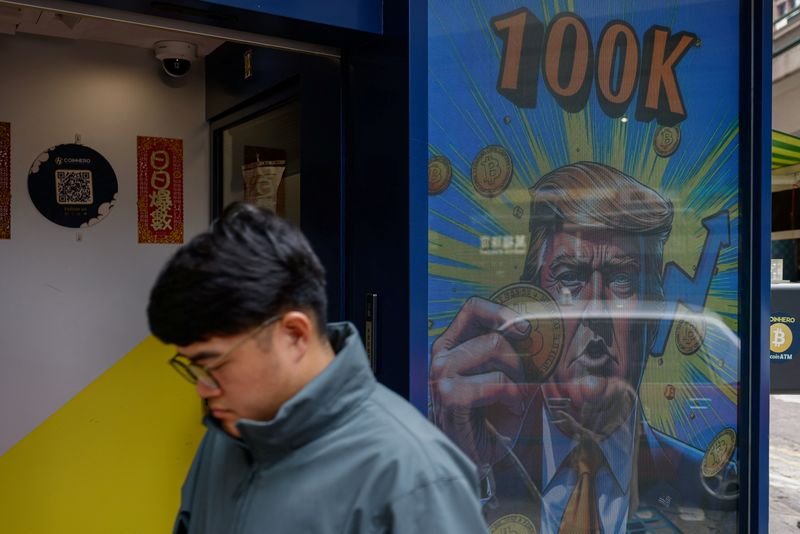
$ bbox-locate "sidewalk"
[771,395,800,533]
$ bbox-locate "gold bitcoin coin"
[489,514,537,534]
[472,145,513,198]
[428,156,452,195]
[653,125,681,157]
[702,428,736,478]
[770,323,793,353]
[490,283,564,381]
[675,316,706,355]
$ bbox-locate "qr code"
[55,169,93,205]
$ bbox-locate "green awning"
[773,129,800,170]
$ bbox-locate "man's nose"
[196,380,220,398]
[580,271,614,347]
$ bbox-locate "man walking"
[148,202,487,533]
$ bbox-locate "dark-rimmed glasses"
[168,315,282,389]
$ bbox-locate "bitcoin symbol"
[771,323,792,353]
[428,156,452,195]
[489,514,537,534]
[653,125,681,157]
[483,157,501,184]
[702,428,736,478]
[490,283,563,381]
[773,329,785,347]
[675,316,705,355]
[471,146,513,197]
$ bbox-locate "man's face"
[536,229,647,431]
[177,324,296,438]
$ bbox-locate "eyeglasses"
[168,315,282,389]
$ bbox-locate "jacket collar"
[206,322,376,462]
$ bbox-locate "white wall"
[0,33,209,455]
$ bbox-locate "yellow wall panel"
[0,336,204,533]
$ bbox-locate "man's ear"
[279,311,312,361]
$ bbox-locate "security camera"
[154,41,197,78]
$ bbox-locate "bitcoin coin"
[490,283,564,381]
[770,323,793,353]
[702,428,736,478]
[472,145,513,198]
[428,156,452,195]
[489,514,537,534]
[675,316,706,355]
[653,125,681,157]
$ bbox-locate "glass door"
[210,72,343,322]
[422,0,769,531]
[215,99,301,226]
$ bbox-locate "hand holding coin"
[490,283,564,382]
[430,296,541,467]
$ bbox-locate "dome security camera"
[154,41,197,78]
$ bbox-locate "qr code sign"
[55,169,93,205]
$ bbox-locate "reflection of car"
[505,302,740,375]
[506,301,740,408]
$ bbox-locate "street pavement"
[771,395,800,533]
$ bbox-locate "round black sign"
[27,143,118,228]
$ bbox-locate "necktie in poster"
[137,136,183,244]
[426,1,741,532]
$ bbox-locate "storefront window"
[426,1,741,531]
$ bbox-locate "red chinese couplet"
[0,122,9,239]
[137,136,183,244]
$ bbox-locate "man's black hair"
[147,202,327,346]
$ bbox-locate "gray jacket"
[174,322,487,533]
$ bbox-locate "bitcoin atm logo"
[771,323,793,353]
